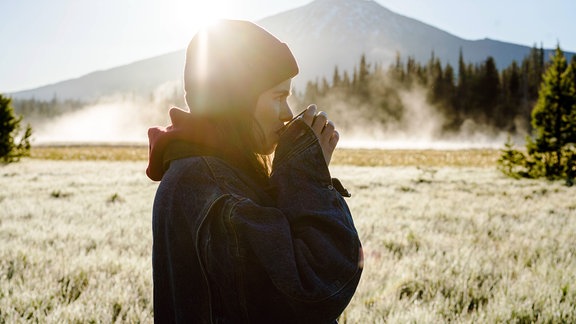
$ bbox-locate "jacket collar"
[146,107,226,181]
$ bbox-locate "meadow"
[1,147,575,323]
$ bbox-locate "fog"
[34,101,151,144]
[33,83,176,145]
[318,85,522,150]
[32,82,523,150]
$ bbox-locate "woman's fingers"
[298,104,339,166]
[312,112,328,135]
[320,120,335,145]
[329,129,340,149]
[301,104,317,126]
[320,121,338,165]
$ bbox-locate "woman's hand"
[301,104,339,166]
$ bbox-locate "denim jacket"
[152,119,363,323]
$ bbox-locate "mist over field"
[32,83,177,145]
[29,83,517,150]
[311,86,519,150]
[31,105,510,149]
[34,101,151,144]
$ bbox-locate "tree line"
[292,46,575,137]
[12,97,87,123]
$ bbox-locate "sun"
[174,0,241,31]
[191,2,223,28]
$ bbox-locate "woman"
[146,20,363,323]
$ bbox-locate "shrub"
[0,94,32,163]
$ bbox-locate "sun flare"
[176,0,237,30]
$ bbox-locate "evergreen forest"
[292,46,575,140]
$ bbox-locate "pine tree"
[405,56,418,86]
[479,57,501,124]
[332,66,341,88]
[457,48,466,87]
[357,54,370,99]
[498,136,528,178]
[320,77,330,96]
[351,67,358,93]
[525,45,545,100]
[391,52,405,83]
[498,46,576,183]
[500,61,522,130]
[527,45,576,180]
[561,55,576,183]
[342,70,351,90]
[428,56,444,104]
[456,49,470,121]
[303,80,320,108]
[441,63,457,122]
[0,94,32,163]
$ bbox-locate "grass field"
[29,145,501,167]
[1,148,575,323]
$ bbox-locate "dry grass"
[340,166,576,323]
[0,160,155,322]
[331,148,500,167]
[1,152,575,323]
[31,145,501,168]
[31,145,148,161]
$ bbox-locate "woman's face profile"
[253,78,294,155]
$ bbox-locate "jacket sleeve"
[225,120,363,318]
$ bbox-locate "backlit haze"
[2,0,575,148]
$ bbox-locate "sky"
[1,0,575,94]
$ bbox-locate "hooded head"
[147,20,299,182]
[184,20,299,115]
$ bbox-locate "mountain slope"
[9,0,571,101]
[10,50,185,101]
[257,0,558,89]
